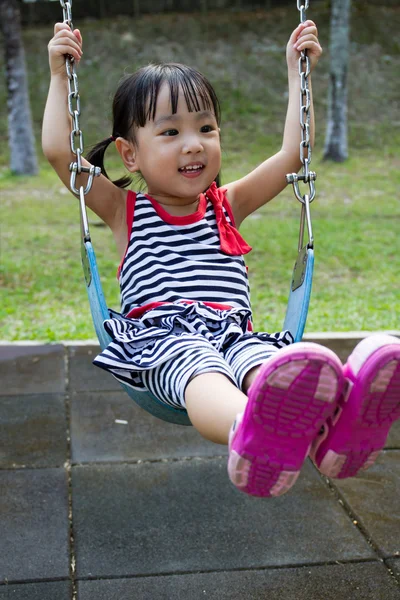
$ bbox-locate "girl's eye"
[201,125,214,133]
[161,129,179,136]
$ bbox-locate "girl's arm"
[42,23,126,234]
[225,20,322,227]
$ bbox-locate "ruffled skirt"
[93,300,294,391]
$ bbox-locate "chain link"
[286,1,316,248]
[59,0,100,199]
[60,0,73,29]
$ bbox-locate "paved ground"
[0,337,399,599]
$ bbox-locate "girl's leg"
[242,364,262,393]
[310,334,400,478]
[139,343,239,413]
[184,342,284,444]
[185,372,248,445]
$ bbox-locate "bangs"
[130,64,221,129]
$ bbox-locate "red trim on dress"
[144,183,251,256]
[117,190,137,280]
[125,299,234,319]
[145,193,207,225]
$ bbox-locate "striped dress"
[93,182,292,399]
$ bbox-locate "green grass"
[1,5,399,340]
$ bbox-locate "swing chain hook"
[286,170,316,204]
[286,0,315,249]
[70,163,102,196]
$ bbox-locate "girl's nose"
[182,134,204,154]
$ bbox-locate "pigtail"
[86,137,133,189]
[85,137,112,180]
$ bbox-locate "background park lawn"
[0,4,399,341]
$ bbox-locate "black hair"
[86,63,221,189]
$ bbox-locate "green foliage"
[0,7,399,340]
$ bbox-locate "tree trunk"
[323,0,351,162]
[0,0,38,175]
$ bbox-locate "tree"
[0,0,38,175]
[323,0,351,162]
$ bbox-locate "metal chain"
[286,0,316,250]
[59,0,101,243]
[60,0,100,201]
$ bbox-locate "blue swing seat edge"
[83,240,192,426]
[83,241,313,426]
[283,246,314,343]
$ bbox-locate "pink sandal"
[228,343,344,497]
[310,334,400,479]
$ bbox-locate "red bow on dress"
[204,182,252,256]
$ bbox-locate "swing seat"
[81,238,314,426]
[82,239,193,425]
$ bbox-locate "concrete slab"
[331,451,400,558]
[0,344,65,396]
[303,332,400,364]
[68,345,120,393]
[0,394,67,468]
[387,420,400,448]
[76,561,400,600]
[0,469,70,583]
[303,333,362,363]
[70,390,223,463]
[0,581,71,599]
[387,558,400,582]
[72,459,374,580]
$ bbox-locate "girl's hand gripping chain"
[286,20,322,73]
[48,22,83,77]
[44,23,119,231]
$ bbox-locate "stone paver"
[76,562,400,600]
[0,344,65,396]
[1,340,400,599]
[72,459,374,579]
[387,420,400,448]
[331,451,400,557]
[68,345,120,393]
[70,390,222,463]
[0,394,67,468]
[0,581,71,599]
[0,469,70,583]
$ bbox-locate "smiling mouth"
[178,164,205,174]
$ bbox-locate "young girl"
[43,20,400,498]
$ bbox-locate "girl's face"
[131,83,221,204]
